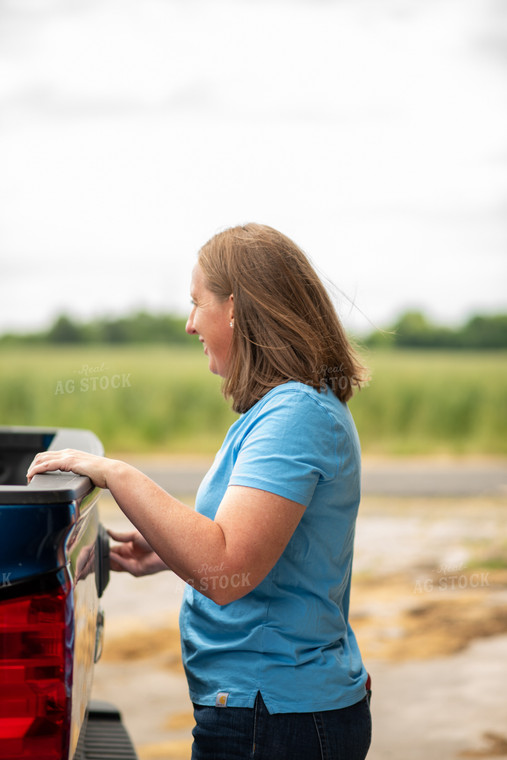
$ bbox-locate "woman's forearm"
[27,448,301,605]
[105,460,229,592]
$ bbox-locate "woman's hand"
[108,528,169,577]
[26,450,168,577]
[26,449,115,489]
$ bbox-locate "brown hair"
[198,223,369,414]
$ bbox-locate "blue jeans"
[191,692,372,760]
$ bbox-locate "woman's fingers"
[109,542,134,558]
[109,554,133,573]
[108,528,154,554]
[26,451,64,482]
[26,449,79,481]
[107,528,137,543]
[109,551,147,577]
[26,449,109,488]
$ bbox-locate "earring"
[229,321,234,328]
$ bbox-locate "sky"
[1,0,506,336]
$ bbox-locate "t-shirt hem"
[261,684,367,714]
[188,685,367,714]
[227,474,308,507]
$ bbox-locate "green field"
[0,345,505,456]
[349,348,507,456]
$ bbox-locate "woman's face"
[186,264,234,377]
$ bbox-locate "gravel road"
[120,456,507,498]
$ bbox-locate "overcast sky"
[1,0,506,335]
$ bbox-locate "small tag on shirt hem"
[215,692,229,707]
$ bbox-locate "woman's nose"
[186,309,196,335]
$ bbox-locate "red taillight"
[0,581,73,759]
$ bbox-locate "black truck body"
[0,426,137,760]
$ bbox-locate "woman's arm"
[27,450,305,605]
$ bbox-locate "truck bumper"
[75,701,139,760]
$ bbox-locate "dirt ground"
[91,470,507,760]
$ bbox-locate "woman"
[27,223,372,760]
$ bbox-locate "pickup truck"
[0,426,138,760]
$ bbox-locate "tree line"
[0,311,193,346]
[0,309,506,349]
[365,310,507,349]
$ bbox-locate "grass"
[0,345,236,454]
[349,348,507,456]
[0,345,505,456]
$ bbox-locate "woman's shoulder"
[263,380,343,406]
[250,381,350,427]
[232,381,360,479]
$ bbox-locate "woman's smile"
[185,264,234,377]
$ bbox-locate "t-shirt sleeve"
[228,388,339,507]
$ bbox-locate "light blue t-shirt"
[179,381,368,714]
